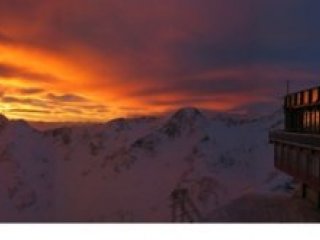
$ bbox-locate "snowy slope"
[0,108,290,222]
[0,116,57,221]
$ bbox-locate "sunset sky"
[1,0,320,122]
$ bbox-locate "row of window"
[285,109,320,133]
[286,87,319,108]
[303,111,320,130]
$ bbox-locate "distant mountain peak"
[173,107,203,119]
[106,118,130,131]
[0,114,9,126]
[160,107,207,137]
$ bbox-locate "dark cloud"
[2,0,316,74]
[18,88,45,94]
[119,106,145,112]
[46,93,88,103]
[228,100,282,116]
[7,108,51,114]
[0,63,58,82]
[2,96,22,103]
[61,107,83,114]
[1,0,319,70]
[130,66,320,100]
[61,104,109,114]
[147,97,218,107]
[1,96,48,107]
[131,78,258,97]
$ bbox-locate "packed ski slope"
[0,108,294,222]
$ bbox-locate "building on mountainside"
[269,85,320,208]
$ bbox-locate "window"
[312,111,315,130]
[316,111,320,131]
[297,93,301,106]
[303,111,311,129]
[303,90,310,105]
[312,88,319,103]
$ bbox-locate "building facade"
[269,86,320,207]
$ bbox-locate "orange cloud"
[0,42,144,121]
[1,40,318,122]
[1,0,319,122]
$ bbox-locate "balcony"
[270,130,320,190]
[269,130,320,151]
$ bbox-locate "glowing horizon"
[1,0,319,122]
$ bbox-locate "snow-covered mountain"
[0,107,291,222]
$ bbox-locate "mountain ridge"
[0,107,291,222]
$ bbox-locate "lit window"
[316,111,320,130]
[303,91,310,105]
[303,111,311,129]
[311,111,316,130]
[297,93,301,105]
[312,88,319,103]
